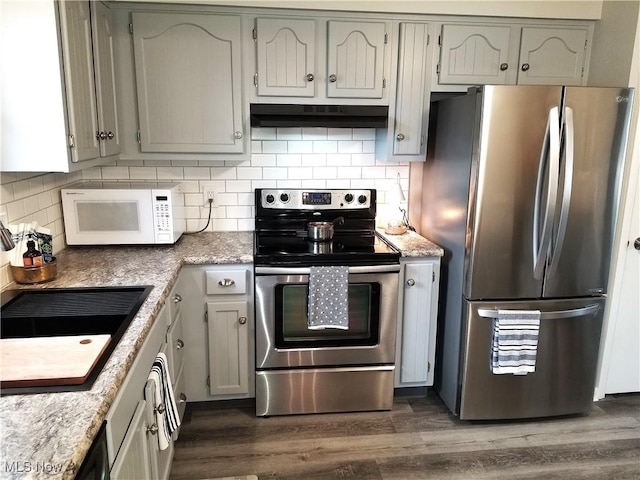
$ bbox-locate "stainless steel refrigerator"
[413,85,634,420]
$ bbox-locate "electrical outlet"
[200,182,216,206]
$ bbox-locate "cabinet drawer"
[206,269,247,295]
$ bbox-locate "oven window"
[274,282,381,348]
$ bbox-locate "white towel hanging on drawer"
[491,309,540,375]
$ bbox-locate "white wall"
[121,0,604,19]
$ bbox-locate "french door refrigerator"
[415,85,634,420]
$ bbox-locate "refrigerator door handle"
[548,107,574,277]
[533,107,560,279]
[477,303,600,320]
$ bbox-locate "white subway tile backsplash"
[276,154,302,167]
[353,128,376,140]
[251,127,277,140]
[276,127,302,140]
[0,128,412,263]
[262,141,288,154]
[337,141,363,154]
[312,141,338,154]
[302,127,328,140]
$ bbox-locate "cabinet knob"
[238,316,247,325]
[234,131,243,139]
[96,131,107,140]
[396,133,405,141]
[329,74,337,83]
[500,63,509,71]
[406,278,415,287]
[521,63,530,72]
[218,278,236,287]
[634,237,640,250]
[176,339,185,350]
[155,403,165,414]
[147,423,159,435]
[173,293,182,304]
[179,393,187,404]
[107,131,115,140]
[306,73,314,82]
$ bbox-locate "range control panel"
[260,189,372,210]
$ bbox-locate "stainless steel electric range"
[253,188,401,416]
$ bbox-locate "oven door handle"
[255,265,401,275]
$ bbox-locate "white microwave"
[61,183,185,245]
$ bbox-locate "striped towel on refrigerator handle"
[491,309,541,375]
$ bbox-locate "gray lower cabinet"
[180,265,255,402]
[395,258,441,388]
[107,282,186,480]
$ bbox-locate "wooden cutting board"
[0,334,111,388]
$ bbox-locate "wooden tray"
[0,334,111,388]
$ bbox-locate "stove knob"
[344,193,354,203]
[358,195,367,204]
[280,193,290,203]
[265,194,275,204]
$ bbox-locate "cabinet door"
[399,262,435,385]
[517,27,588,86]
[110,400,153,480]
[327,21,387,98]
[207,301,249,395]
[438,24,515,85]
[256,18,316,97]
[166,311,185,381]
[132,12,244,153]
[392,23,430,157]
[90,1,120,157]
[58,0,100,162]
[145,374,174,480]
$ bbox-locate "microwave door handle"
[547,106,574,278]
[533,107,560,280]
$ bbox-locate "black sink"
[0,286,152,395]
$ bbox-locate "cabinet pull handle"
[176,339,185,350]
[147,423,159,435]
[329,74,337,83]
[306,73,314,82]
[238,316,247,325]
[396,133,405,141]
[521,63,530,72]
[219,278,236,287]
[500,63,509,71]
[179,393,187,404]
[173,293,182,304]
[406,278,415,287]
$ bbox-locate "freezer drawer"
[459,298,605,420]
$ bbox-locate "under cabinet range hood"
[250,104,388,128]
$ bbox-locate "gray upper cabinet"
[327,21,387,98]
[132,12,244,153]
[255,18,316,97]
[436,22,591,89]
[253,17,389,101]
[91,1,120,157]
[517,27,589,85]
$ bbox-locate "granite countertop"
[0,229,441,480]
[0,232,253,480]
[377,229,445,257]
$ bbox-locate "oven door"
[255,265,400,369]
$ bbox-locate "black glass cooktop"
[254,231,400,267]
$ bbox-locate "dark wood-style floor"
[170,391,640,480]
